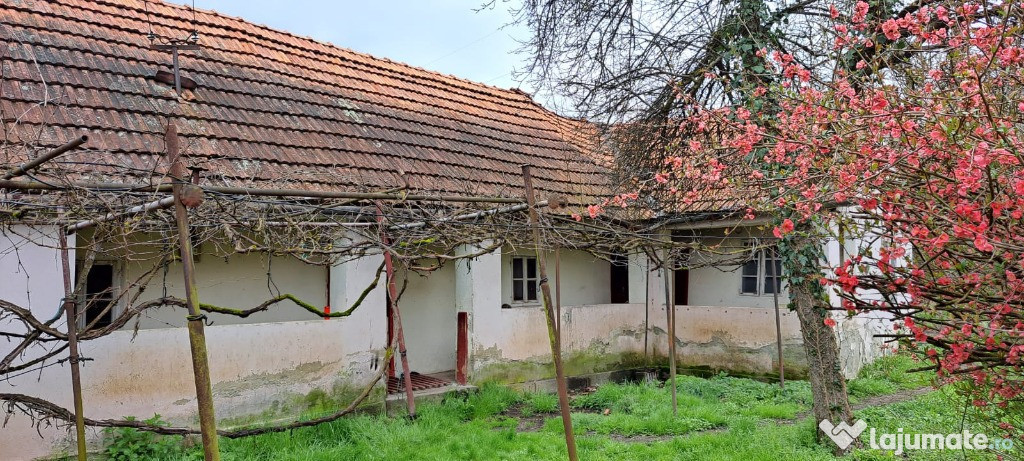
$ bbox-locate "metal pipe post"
[377,205,416,418]
[2,135,88,180]
[769,247,785,388]
[166,122,220,460]
[59,232,87,461]
[521,165,578,461]
[663,264,678,416]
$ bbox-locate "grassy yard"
[125,356,1013,460]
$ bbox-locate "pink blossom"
[852,1,869,23]
[881,19,901,40]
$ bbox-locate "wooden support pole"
[166,122,220,461]
[0,179,528,204]
[663,264,678,416]
[59,232,87,461]
[2,135,87,180]
[555,247,561,338]
[769,247,785,388]
[521,165,578,461]
[377,205,416,418]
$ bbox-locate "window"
[512,256,538,302]
[79,263,118,330]
[740,246,783,295]
[763,247,782,294]
[609,254,629,303]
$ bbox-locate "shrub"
[102,415,185,461]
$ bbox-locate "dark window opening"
[674,268,689,305]
[670,234,694,305]
[512,257,538,302]
[82,263,116,329]
[610,254,629,303]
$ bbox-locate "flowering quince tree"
[604,0,1024,443]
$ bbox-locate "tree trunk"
[791,275,856,455]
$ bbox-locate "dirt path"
[850,387,933,411]
[788,386,934,422]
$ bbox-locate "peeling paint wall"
[0,231,388,460]
[0,320,387,460]
[471,303,650,383]
[0,225,896,459]
[824,225,898,378]
[834,311,896,378]
[648,305,807,377]
[465,245,648,383]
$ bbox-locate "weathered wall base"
[470,303,649,384]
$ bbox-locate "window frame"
[739,256,760,295]
[510,256,539,304]
[77,260,124,330]
[738,244,784,296]
[762,246,783,295]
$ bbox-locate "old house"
[0,1,891,458]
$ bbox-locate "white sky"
[169,1,537,97]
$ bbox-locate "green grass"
[846,354,931,401]
[521,391,560,416]
[123,355,1015,460]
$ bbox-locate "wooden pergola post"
[166,122,220,461]
[59,232,87,461]
[521,165,578,461]
[663,263,678,416]
[769,245,785,388]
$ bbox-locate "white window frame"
[511,256,539,304]
[739,245,783,296]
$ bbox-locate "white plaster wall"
[396,264,456,374]
[125,252,329,328]
[0,225,79,460]
[329,246,389,355]
[471,302,648,381]
[648,305,804,376]
[458,245,503,374]
[0,319,387,460]
[685,229,790,309]
[654,224,891,378]
[835,310,896,378]
[627,251,650,304]
[483,303,648,362]
[0,225,71,320]
[688,266,788,308]
[0,231,388,460]
[466,244,647,381]
[500,249,612,307]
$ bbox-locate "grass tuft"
[137,354,1009,461]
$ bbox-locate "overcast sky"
[170,1,537,97]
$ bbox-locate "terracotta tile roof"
[0,0,611,203]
